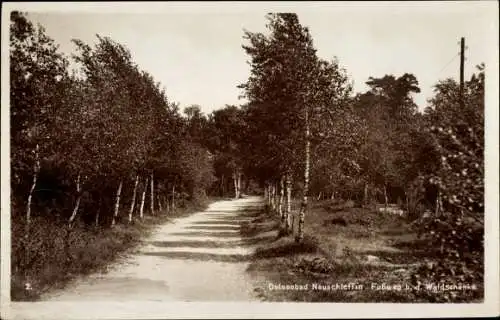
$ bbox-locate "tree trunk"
[270,184,273,208]
[435,189,442,217]
[275,182,279,213]
[233,173,237,198]
[296,112,310,243]
[265,184,269,207]
[237,174,241,199]
[221,174,225,197]
[166,191,170,214]
[158,191,163,212]
[285,171,292,231]
[68,173,82,227]
[317,192,322,201]
[25,144,40,239]
[268,184,272,209]
[272,183,275,211]
[438,192,443,216]
[233,171,240,199]
[331,190,335,200]
[139,177,148,219]
[383,184,388,209]
[276,183,280,212]
[270,184,274,211]
[128,175,139,223]
[95,196,101,227]
[264,185,267,204]
[279,175,285,220]
[270,184,273,209]
[237,173,242,197]
[150,172,154,214]
[271,183,276,212]
[171,184,176,211]
[265,184,270,207]
[111,180,123,227]
[405,190,410,214]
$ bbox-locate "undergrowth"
[245,199,484,303]
[10,199,208,301]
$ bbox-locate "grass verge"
[245,200,483,302]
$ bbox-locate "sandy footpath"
[6,196,264,319]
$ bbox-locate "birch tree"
[240,13,352,241]
[10,12,69,236]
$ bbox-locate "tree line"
[9,12,228,296]
[232,13,484,287]
[10,12,221,232]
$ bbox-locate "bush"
[409,212,484,302]
[10,200,205,301]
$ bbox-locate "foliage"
[10,12,219,300]
[239,13,352,187]
[409,66,485,301]
[237,13,484,303]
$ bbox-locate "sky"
[23,1,496,114]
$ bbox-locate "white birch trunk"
[128,175,139,223]
[383,185,388,209]
[25,144,40,238]
[297,110,310,243]
[221,174,225,197]
[95,197,101,227]
[233,171,239,199]
[277,185,280,209]
[276,183,279,212]
[166,193,170,214]
[68,173,82,227]
[150,172,154,214]
[172,184,176,210]
[237,173,242,197]
[111,180,123,227]
[269,183,273,207]
[405,190,410,214]
[274,183,279,214]
[270,184,273,210]
[435,189,441,217]
[279,176,285,220]
[270,184,275,212]
[268,184,272,207]
[139,177,148,219]
[286,172,292,231]
[264,185,268,206]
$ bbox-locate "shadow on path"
[142,251,250,263]
[184,225,241,231]
[168,231,244,238]
[138,199,281,265]
[191,220,244,226]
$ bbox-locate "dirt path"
[7,196,264,319]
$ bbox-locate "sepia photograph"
[1,1,498,319]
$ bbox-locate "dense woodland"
[10,12,484,300]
